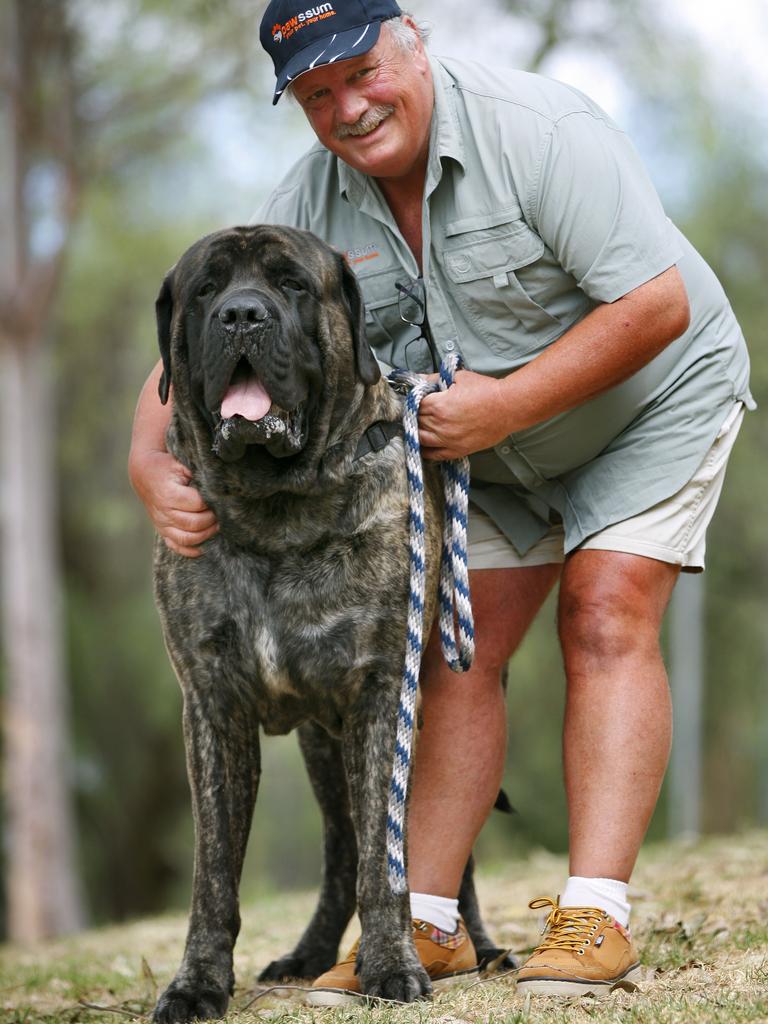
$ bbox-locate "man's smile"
[334,103,395,140]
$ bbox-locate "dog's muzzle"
[208,294,308,463]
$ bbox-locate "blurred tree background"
[0,0,765,938]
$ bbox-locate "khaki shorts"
[468,403,744,573]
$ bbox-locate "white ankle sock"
[409,892,459,932]
[560,876,631,929]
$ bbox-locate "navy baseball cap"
[260,0,403,104]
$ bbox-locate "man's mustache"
[334,104,395,139]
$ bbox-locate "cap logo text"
[272,3,336,43]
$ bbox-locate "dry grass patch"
[2,831,767,1023]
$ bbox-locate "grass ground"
[2,831,767,1024]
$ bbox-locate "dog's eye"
[197,282,216,298]
[280,278,304,293]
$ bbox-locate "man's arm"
[418,266,690,460]
[128,360,219,557]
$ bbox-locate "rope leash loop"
[386,354,475,893]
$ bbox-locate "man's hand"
[418,370,511,461]
[129,449,219,558]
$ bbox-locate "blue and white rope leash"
[386,354,475,894]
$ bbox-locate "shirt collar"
[428,55,465,177]
[337,54,465,208]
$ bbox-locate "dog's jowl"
[149,226,501,1022]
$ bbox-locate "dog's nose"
[218,296,269,329]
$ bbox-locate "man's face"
[291,20,434,183]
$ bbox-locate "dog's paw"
[258,950,336,982]
[152,983,229,1023]
[362,963,432,1003]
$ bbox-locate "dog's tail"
[494,788,515,814]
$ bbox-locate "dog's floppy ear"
[337,254,381,386]
[155,268,175,405]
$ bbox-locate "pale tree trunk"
[0,0,84,940]
[0,342,84,939]
[667,572,704,838]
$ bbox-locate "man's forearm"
[497,266,690,434]
[418,266,690,460]
[129,359,173,478]
[128,358,219,555]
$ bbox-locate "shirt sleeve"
[531,111,682,303]
[250,184,303,227]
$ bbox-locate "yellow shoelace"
[528,897,607,954]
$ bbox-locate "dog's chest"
[214,541,400,724]
[250,597,363,695]
[156,486,411,733]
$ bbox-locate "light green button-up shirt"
[257,56,753,554]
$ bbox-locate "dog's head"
[155,225,381,466]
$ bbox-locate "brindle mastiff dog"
[150,225,507,1023]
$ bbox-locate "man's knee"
[422,564,555,683]
[559,598,633,666]
[558,583,659,666]
[420,631,509,692]
[558,552,678,667]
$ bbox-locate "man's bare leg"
[407,563,561,897]
[558,550,680,881]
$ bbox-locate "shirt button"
[500,445,511,454]
[445,340,455,351]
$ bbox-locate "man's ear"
[337,254,381,386]
[155,269,175,404]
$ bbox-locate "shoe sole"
[305,967,480,1007]
[515,963,643,999]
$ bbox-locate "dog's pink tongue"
[221,376,272,421]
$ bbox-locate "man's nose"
[334,85,368,127]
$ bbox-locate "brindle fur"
[150,225,507,1023]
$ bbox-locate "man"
[129,0,753,1000]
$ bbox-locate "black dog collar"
[354,419,403,461]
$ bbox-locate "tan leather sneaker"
[307,917,478,1006]
[516,897,642,998]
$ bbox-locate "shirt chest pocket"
[356,265,432,372]
[354,266,402,362]
[440,213,562,357]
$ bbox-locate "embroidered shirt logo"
[347,242,380,266]
[271,4,336,43]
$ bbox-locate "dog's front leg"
[259,721,358,981]
[153,696,260,1024]
[342,677,431,1003]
